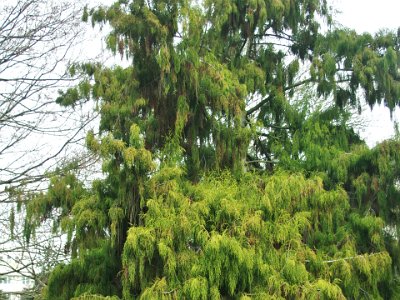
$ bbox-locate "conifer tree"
[26,0,400,299]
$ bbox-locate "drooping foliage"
[25,0,400,299]
[119,169,394,299]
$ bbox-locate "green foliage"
[42,243,120,300]
[0,290,7,300]
[71,294,120,300]
[9,206,15,239]
[116,170,393,298]
[27,0,400,299]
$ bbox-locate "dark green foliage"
[42,244,120,300]
[0,291,6,300]
[27,0,400,299]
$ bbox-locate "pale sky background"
[334,0,400,146]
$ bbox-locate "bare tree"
[0,0,101,297]
[0,0,98,192]
[0,206,68,296]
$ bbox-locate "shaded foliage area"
[23,0,400,299]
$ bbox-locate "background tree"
[0,0,101,297]
[1,203,69,293]
[27,0,400,299]
[0,0,98,191]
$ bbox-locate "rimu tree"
[27,0,400,299]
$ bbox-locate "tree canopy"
[25,0,400,299]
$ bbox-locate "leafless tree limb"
[0,0,101,297]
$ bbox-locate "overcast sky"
[334,0,400,146]
[335,0,399,33]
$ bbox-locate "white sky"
[334,0,400,147]
[335,0,399,33]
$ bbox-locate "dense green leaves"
[117,170,393,299]
[26,0,400,299]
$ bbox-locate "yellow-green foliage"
[33,142,399,299]
[71,294,120,300]
[36,0,400,299]
[182,277,209,300]
[304,279,345,299]
[34,145,400,299]
[123,227,156,292]
[119,170,393,299]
